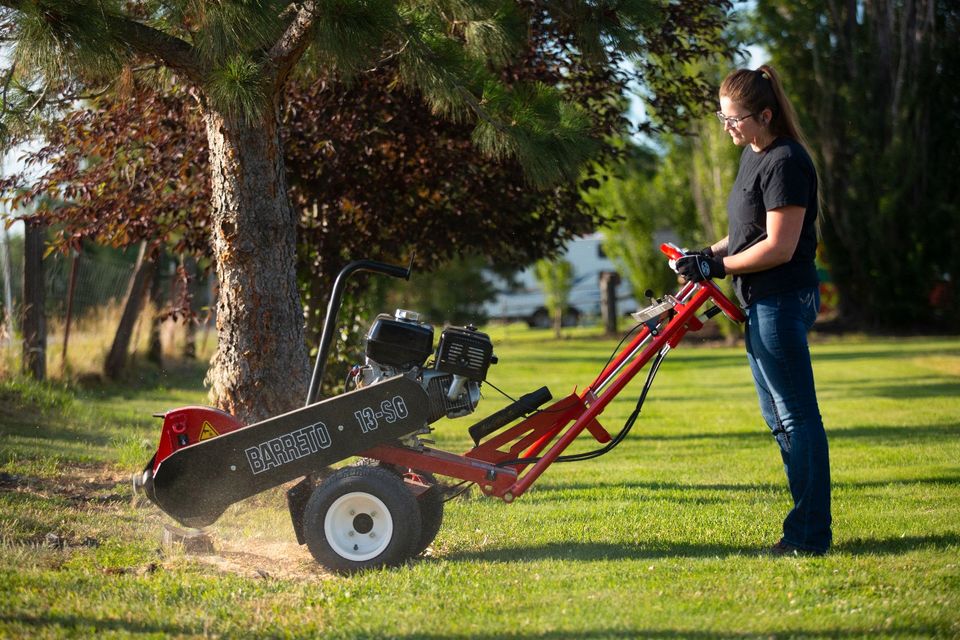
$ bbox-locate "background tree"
[595,51,747,340]
[754,0,960,330]
[593,144,690,300]
[534,257,573,338]
[597,116,739,316]
[20,217,44,379]
[0,226,16,344]
[386,255,496,327]
[1,1,736,419]
[103,240,155,378]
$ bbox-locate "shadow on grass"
[809,345,960,362]
[448,540,758,563]
[0,420,117,450]
[3,612,949,638]
[834,533,960,555]
[864,381,960,400]
[830,422,960,440]
[379,626,948,640]
[446,532,960,566]
[0,614,197,637]
[836,476,960,489]
[632,422,959,443]
[527,476,960,503]
[663,342,960,367]
[527,480,783,502]
[75,357,209,399]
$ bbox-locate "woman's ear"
[762,108,773,125]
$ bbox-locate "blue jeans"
[745,286,831,553]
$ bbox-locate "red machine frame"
[362,243,746,500]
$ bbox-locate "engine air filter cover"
[365,314,434,369]
[436,326,494,380]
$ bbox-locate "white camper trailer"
[484,233,636,327]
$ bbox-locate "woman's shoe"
[770,538,825,556]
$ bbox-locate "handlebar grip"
[468,386,553,446]
[350,259,411,280]
[660,243,683,260]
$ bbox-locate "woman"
[676,65,831,556]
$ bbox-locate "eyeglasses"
[715,111,755,126]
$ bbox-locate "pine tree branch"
[105,14,206,85]
[26,82,47,113]
[455,84,511,137]
[1,60,14,116]
[401,25,511,137]
[365,41,410,73]
[267,1,317,90]
[0,1,205,84]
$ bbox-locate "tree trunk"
[60,252,80,374]
[0,226,15,344]
[104,241,156,379]
[22,219,46,380]
[181,254,198,360]
[147,250,168,366]
[599,271,620,336]
[203,106,309,424]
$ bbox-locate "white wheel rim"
[324,492,394,561]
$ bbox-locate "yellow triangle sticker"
[198,421,220,441]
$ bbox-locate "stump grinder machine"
[135,244,745,573]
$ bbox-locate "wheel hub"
[324,491,393,561]
[353,512,374,534]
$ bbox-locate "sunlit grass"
[0,326,958,638]
[3,301,216,384]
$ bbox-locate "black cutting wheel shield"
[148,375,430,527]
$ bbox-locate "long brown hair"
[721,65,822,228]
[719,65,813,158]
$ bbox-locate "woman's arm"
[710,237,730,258]
[721,206,805,275]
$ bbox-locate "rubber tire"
[562,307,581,327]
[529,308,580,328]
[353,459,444,557]
[302,466,422,574]
[528,308,550,329]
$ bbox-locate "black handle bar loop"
[306,258,413,406]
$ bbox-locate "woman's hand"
[676,253,727,282]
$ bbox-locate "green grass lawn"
[1,329,959,639]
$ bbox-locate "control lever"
[631,293,678,325]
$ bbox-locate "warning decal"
[198,421,220,441]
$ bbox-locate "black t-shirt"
[727,137,819,307]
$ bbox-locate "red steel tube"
[508,285,715,497]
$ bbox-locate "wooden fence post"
[22,218,47,380]
[599,271,621,336]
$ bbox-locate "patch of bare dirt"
[179,537,332,581]
[5,461,335,580]
[0,463,129,504]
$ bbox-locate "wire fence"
[1,245,136,331]
[1,234,214,377]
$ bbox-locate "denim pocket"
[798,287,820,329]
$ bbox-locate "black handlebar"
[306,258,413,406]
[467,386,553,446]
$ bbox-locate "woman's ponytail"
[755,65,813,157]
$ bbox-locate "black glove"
[676,252,726,282]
